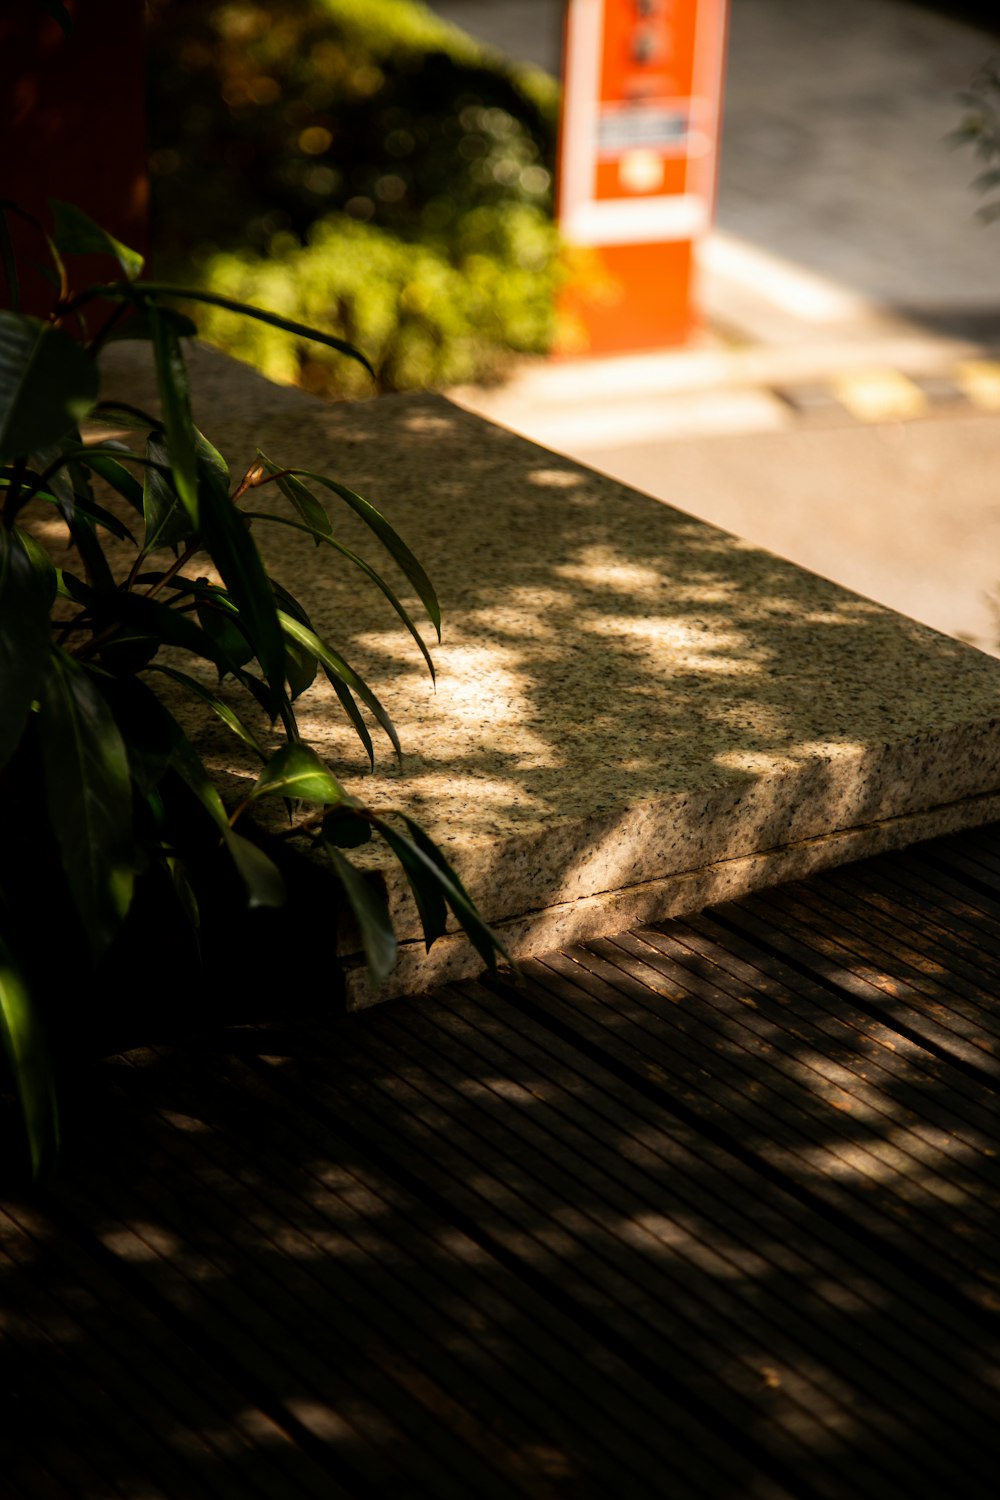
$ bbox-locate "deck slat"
[8,820,1000,1495]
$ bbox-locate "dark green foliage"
[0,203,507,1177]
[954,60,1000,222]
[146,0,561,394]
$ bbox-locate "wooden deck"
[6,823,1000,1498]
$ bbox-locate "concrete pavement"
[428,0,1000,655]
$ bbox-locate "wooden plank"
[152,1039,760,1500]
[243,1003,996,1500]
[422,979,1000,1423]
[822,858,1000,981]
[714,893,1000,1076]
[0,1198,328,1500]
[598,927,1000,1240]
[756,880,1000,1047]
[661,912,1000,1166]
[106,1047,669,1500]
[53,1155,485,1500]
[514,942,1000,1327]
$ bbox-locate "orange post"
[556,0,727,355]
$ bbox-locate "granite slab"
[99,344,1000,1005]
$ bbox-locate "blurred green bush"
[148,0,562,394]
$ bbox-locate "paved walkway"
[8,820,1000,1497]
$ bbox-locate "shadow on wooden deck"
[4,824,1000,1498]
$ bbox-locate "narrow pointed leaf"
[245,510,435,682]
[80,442,144,513]
[96,593,231,675]
[104,681,282,915]
[13,526,56,608]
[323,842,396,987]
[0,526,50,770]
[259,454,332,539]
[139,285,375,378]
[198,463,286,708]
[142,432,192,552]
[145,663,268,761]
[375,822,448,952]
[0,311,98,460]
[196,596,255,674]
[50,201,144,282]
[224,830,286,908]
[248,742,346,804]
[89,400,160,434]
[383,814,508,970]
[148,303,199,524]
[278,610,399,757]
[0,937,59,1179]
[286,467,440,639]
[325,671,374,769]
[37,651,134,958]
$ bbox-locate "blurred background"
[138,0,1000,654]
[9,1,1000,651]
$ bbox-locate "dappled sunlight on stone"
[581,613,765,675]
[525,467,585,489]
[553,545,665,595]
[95,348,1000,1000]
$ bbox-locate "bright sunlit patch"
[581,613,759,674]
[526,467,585,488]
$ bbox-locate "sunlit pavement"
[430,1,1000,654]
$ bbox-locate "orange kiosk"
[557,0,728,354]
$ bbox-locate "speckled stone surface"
[101,345,1000,1003]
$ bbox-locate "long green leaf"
[37,651,134,958]
[0,936,59,1179]
[50,201,144,282]
[138,285,375,379]
[325,671,374,769]
[246,510,436,684]
[13,526,56,608]
[285,468,440,640]
[224,830,286,909]
[374,822,448,953]
[145,663,268,761]
[381,814,508,970]
[323,842,396,987]
[248,742,346,805]
[0,312,98,461]
[199,480,286,711]
[142,431,193,553]
[148,303,199,525]
[0,526,51,770]
[78,442,144,514]
[111,669,300,915]
[261,456,333,540]
[88,400,161,434]
[267,577,317,699]
[95,592,232,675]
[278,609,399,757]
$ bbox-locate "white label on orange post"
[558,0,727,247]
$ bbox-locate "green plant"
[147,0,561,392]
[0,201,507,1177]
[954,60,1000,221]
